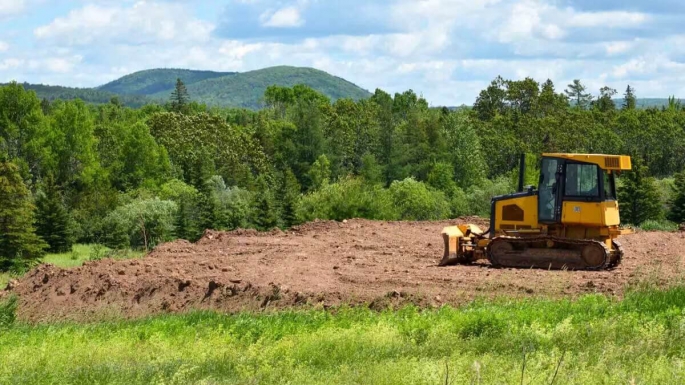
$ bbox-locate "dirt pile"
[6,218,685,322]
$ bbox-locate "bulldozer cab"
[535,154,630,224]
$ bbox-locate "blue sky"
[0,0,683,105]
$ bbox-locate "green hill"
[150,66,371,108]
[12,66,371,109]
[17,83,151,108]
[98,69,235,96]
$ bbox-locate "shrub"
[465,177,512,217]
[101,199,177,250]
[207,176,255,230]
[387,178,451,220]
[298,177,395,222]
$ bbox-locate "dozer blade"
[487,236,617,271]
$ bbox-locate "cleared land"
[5,218,685,322]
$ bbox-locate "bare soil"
[6,218,685,322]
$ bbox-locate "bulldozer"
[441,153,633,270]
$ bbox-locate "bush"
[387,178,451,220]
[639,219,679,232]
[207,176,255,230]
[465,177,512,217]
[101,199,177,250]
[298,177,395,222]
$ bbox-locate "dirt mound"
[6,218,685,322]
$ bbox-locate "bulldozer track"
[488,235,621,271]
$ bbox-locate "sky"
[0,0,684,106]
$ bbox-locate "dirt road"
[7,218,685,322]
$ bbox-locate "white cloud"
[34,1,214,45]
[260,6,303,28]
[0,41,8,52]
[0,58,23,71]
[0,0,25,18]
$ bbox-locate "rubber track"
[488,236,618,271]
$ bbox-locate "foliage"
[2,75,685,250]
[464,177,513,217]
[618,160,663,225]
[668,172,685,224]
[387,178,451,220]
[35,176,75,253]
[0,161,47,272]
[101,198,177,250]
[298,177,395,222]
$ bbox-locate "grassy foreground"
[1,287,685,384]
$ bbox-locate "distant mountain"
[18,83,151,108]
[11,66,372,109]
[98,69,235,96]
[149,66,372,109]
[612,98,682,109]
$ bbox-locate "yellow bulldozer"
[441,153,633,270]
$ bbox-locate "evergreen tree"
[618,159,662,225]
[280,168,301,228]
[565,79,593,109]
[170,78,190,113]
[668,171,685,224]
[0,161,47,271]
[623,85,637,110]
[254,175,280,230]
[196,181,217,236]
[174,200,193,241]
[35,175,74,253]
[40,98,51,115]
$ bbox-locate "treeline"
[1,78,685,272]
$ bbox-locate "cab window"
[565,164,599,197]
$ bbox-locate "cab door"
[538,158,562,223]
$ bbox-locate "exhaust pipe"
[518,153,526,192]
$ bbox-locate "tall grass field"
[1,286,685,384]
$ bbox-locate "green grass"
[2,287,685,384]
[42,244,144,268]
[639,219,680,232]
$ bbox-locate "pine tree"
[618,159,662,225]
[0,161,47,271]
[280,168,301,228]
[196,181,217,237]
[565,79,593,109]
[254,175,280,231]
[40,98,51,115]
[170,78,190,113]
[668,171,685,224]
[174,200,190,240]
[35,175,74,253]
[623,85,637,110]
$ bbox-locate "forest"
[1,77,685,272]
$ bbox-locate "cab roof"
[542,153,632,171]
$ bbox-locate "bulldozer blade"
[439,254,461,266]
